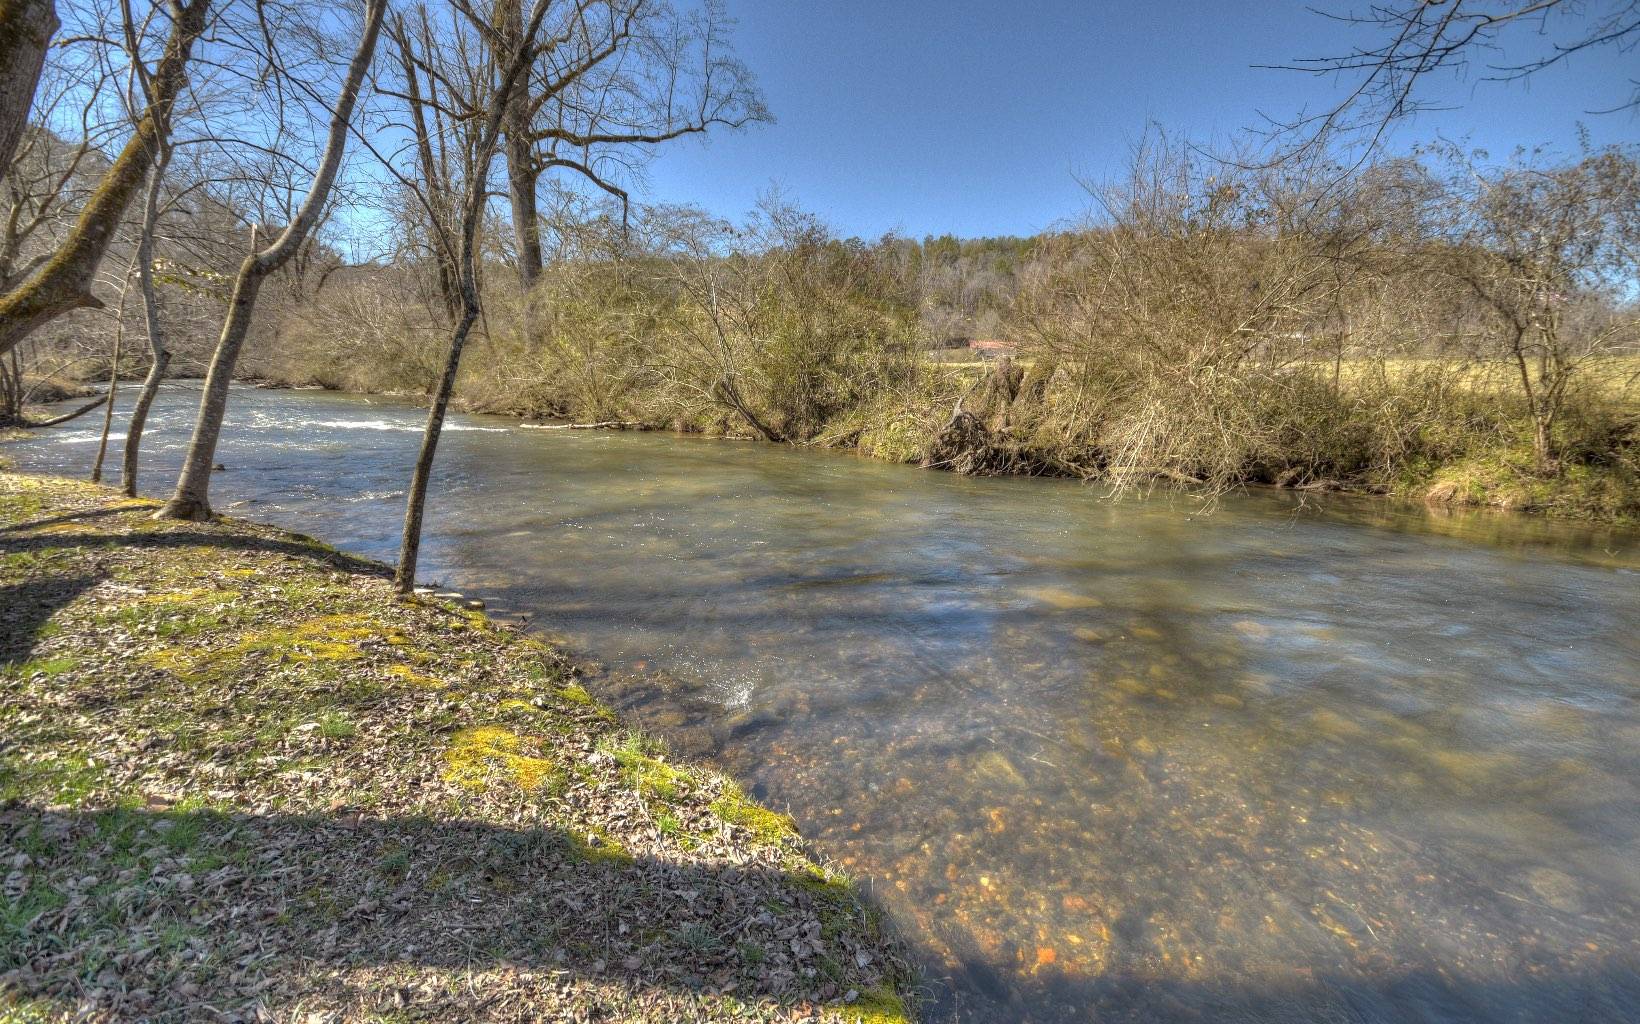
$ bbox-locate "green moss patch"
[711,782,798,845]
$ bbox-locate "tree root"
[920,403,1045,477]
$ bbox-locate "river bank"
[238,373,1640,527]
[13,365,1637,523]
[0,472,911,1023]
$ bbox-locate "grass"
[0,472,913,1023]
[1422,443,1640,521]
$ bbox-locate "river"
[8,384,1640,1022]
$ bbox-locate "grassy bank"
[235,359,1640,525]
[479,363,1637,527]
[0,473,911,1023]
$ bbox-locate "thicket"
[246,141,1640,520]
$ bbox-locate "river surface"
[8,385,1640,1022]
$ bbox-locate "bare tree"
[378,2,482,323]
[1428,143,1640,470]
[499,0,767,290]
[119,141,171,495]
[156,0,388,520]
[382,0,558,593]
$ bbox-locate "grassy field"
[0,473,912,1023]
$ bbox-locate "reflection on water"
[9,386,1640,1022]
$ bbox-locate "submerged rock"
[1023,587,1103,610]
[1524,867,1585,913]
[973,751,1029,790]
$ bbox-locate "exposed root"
[920,403,1044,477]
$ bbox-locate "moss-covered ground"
[1418,443,1640,524]
[0,472,911,1023]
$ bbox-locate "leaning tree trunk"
[394,303,476,592]
[713,373,785,443]
[0,0,57,177]
[157,0,386,520]
[121,148,172,497]
[0,0,208,357]
[394,0,550,594]
[27,391,107,427]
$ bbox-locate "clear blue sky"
[634,0,1640,240]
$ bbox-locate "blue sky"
[631,0,1640,240]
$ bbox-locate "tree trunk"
[156,0,386,520]
[0,339,21,424]
[1533,416,1553,474]
[91,264,137,482]
[394,0,549,594]
[121,350,168,496]
[0,0,56,177]
[0,0,208,357]
[504,128,541,289]
[121,147,172,497]
[159,261,264,518]
[29,391,107,426]
[713,374,785,443]
[496,0,542,291]
[394,306,476,593]
[89,322,121,481]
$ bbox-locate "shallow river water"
[8,385,1640,1022]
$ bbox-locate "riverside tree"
[367,0,766,592]
[378,0,559,592]
[157,0,388,520]
[1427,143,1640,471]
[117,142,172,494]
[497,0,766,291]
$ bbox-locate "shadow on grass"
[0,803,899,1020]
[0,504,136,535]
[0,525,391,579]
[0,574,101,665]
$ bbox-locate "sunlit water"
[9,385,1640,1022]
